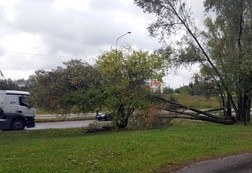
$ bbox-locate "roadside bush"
[128,105,173,130]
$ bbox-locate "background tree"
[0,79,20,90]
[190,66,219,97]
[203,0,252,123]
[31,59,100,114]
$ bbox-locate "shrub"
[128,105,173,130]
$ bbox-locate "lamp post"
[116,31,131,53]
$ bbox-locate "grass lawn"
[0,121,252,173]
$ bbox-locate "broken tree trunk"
[149,95,235,125]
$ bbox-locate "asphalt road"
[174,153,252,173]
[27,120,94,130]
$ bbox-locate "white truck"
[0,90,35,130]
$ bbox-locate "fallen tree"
[149,95,235,125]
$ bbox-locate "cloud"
[0,0,161,74]
[10,0,158,52]
[0,0,204,88]
[53,0,91,12]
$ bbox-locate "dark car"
[95,112,113,121]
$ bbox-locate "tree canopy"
[95,48,168,127]
[31,59,100,114]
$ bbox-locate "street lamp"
[116,31,131,52]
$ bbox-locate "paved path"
[174,153,252,173]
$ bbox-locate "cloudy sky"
[0,0,204,88]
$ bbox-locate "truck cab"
[0,90,35,130]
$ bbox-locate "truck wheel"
[11,119,25,130]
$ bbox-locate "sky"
[0,0,204,89]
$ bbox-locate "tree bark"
[237,93,243,121]
[243,92,251,125]
[247,96,251,122]
[116,104,135,128]
[226,94,232,118]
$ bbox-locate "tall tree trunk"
[226,94,232,118]
[237,92,251,125]
[242,93,247,125]
[243,92,251,125]
[247,96,251,122]
[237,93,243,121]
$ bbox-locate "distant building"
[148,79,164,93]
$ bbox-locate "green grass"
[0,121,252,173]
[176,95,220,109]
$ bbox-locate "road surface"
[174,153,252,173]
[27,120,94,130]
